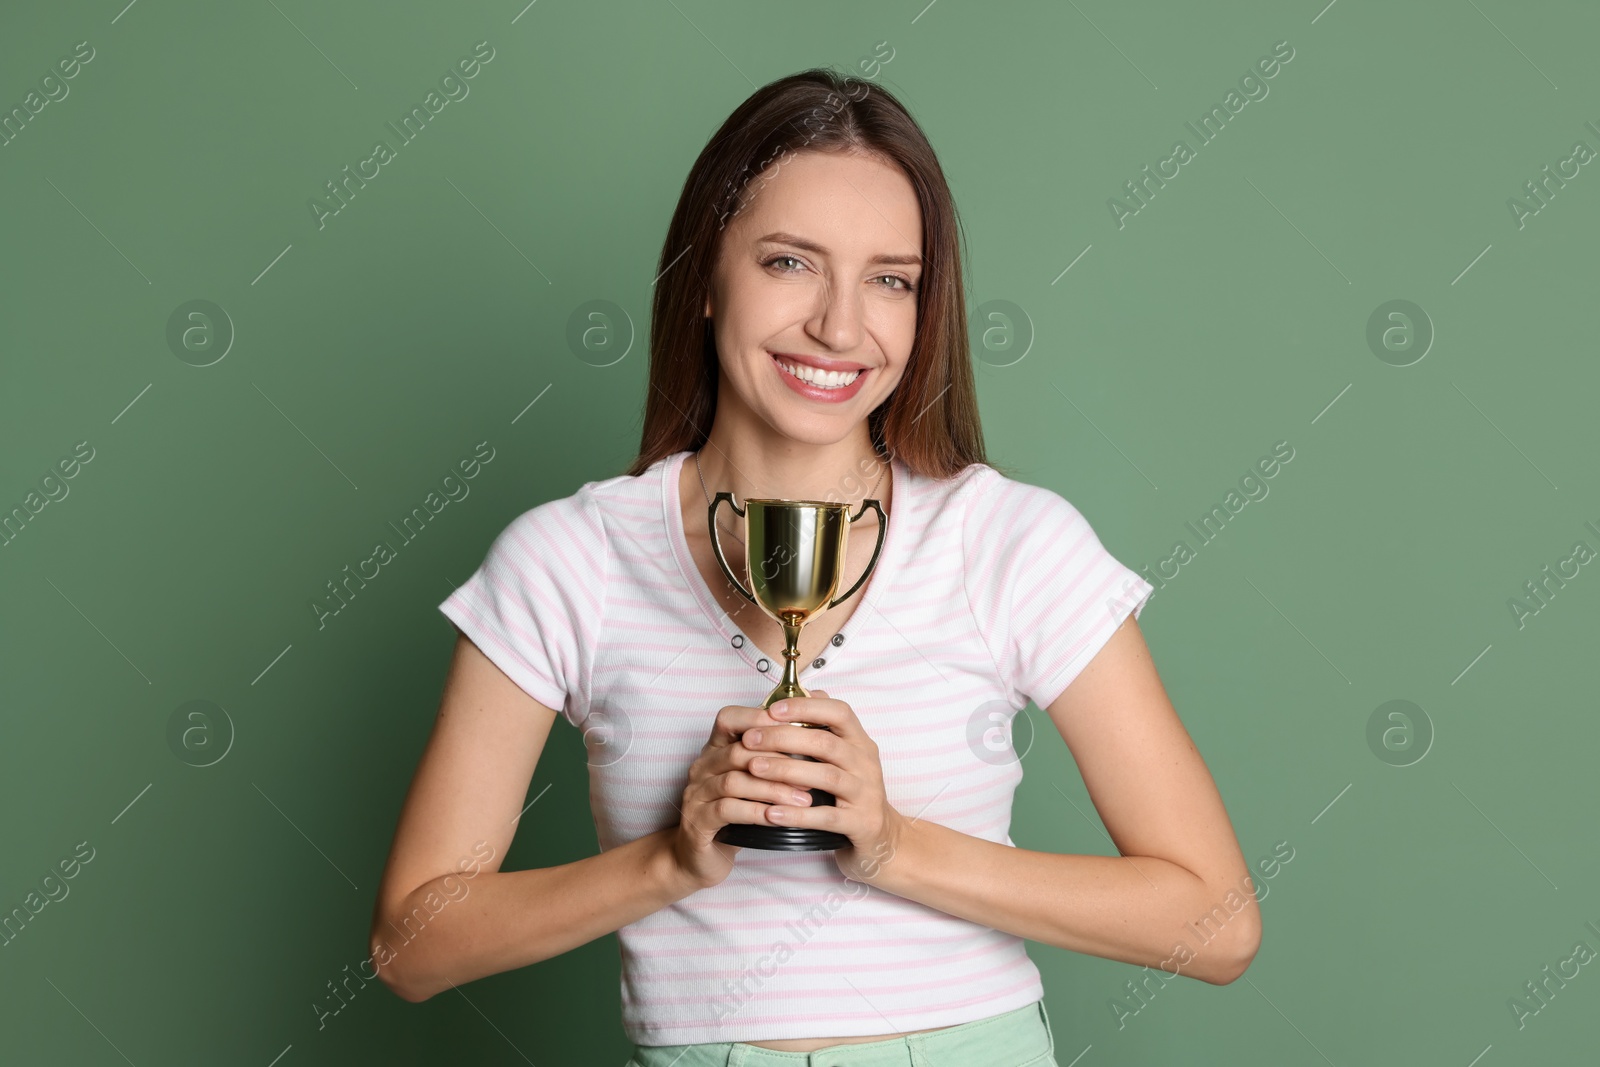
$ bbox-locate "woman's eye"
[763,256,914,292]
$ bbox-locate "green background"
[3,0,1596,1063]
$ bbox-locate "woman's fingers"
[768,692,869,744]
[704,767,813,808]
[706,795,793,829]
[684,755,815,838]
[740,722,847,766]
[707,703,780,748]
[746,753,847,797]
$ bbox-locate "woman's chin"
[761,410,862,447]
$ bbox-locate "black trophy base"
[715,822,852,851]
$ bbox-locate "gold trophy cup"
[708,490,887,852]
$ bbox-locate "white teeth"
[775,358,861,389]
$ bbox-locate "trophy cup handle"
[828,498,887,608]
[708,491,758,605]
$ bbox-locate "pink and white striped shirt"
[438,449,1153,1045]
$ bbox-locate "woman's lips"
[770,353,870,403]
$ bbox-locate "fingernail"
[771,702,789,717]
[791,790,810,805]
[746,730,763,745]
[751,757,767,772]
[768,807,786,821]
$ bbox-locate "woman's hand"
[669,702,818,891]
[740,689,907,885]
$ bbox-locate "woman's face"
[704,148,923,447]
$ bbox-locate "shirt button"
[756,658,770,672]
[831,634,845,646]
[731,635,744,648]
[812,657,826,669]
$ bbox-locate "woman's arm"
[869,615,1261,985]
[369,633,699,1003]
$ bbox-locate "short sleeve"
[438,488,607,726]
[963,471,1154,712]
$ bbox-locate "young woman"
[371,69,1259,1066]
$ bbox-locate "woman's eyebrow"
[756,230,922,267]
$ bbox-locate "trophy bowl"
[707,491,887,852]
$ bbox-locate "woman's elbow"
[380,970,436,1004]
[368,927,437,1004]
[1206,913,1262,985]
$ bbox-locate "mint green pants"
[626,1000,1060,1066]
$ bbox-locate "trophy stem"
[763,612,809,710]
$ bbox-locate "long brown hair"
[624,67,996,481]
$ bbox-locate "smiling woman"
[696,150,924,424]
[370,66,1257,1067]
[754,224,922,400]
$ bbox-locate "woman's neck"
[692,427,890,506]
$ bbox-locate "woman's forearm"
[373,827,694,1002]
[871,817,1259,985]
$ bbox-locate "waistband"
[631,999,1054,1067]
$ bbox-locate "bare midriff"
[743,1022,956,1052]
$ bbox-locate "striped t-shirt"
[438,448,1153,1046]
